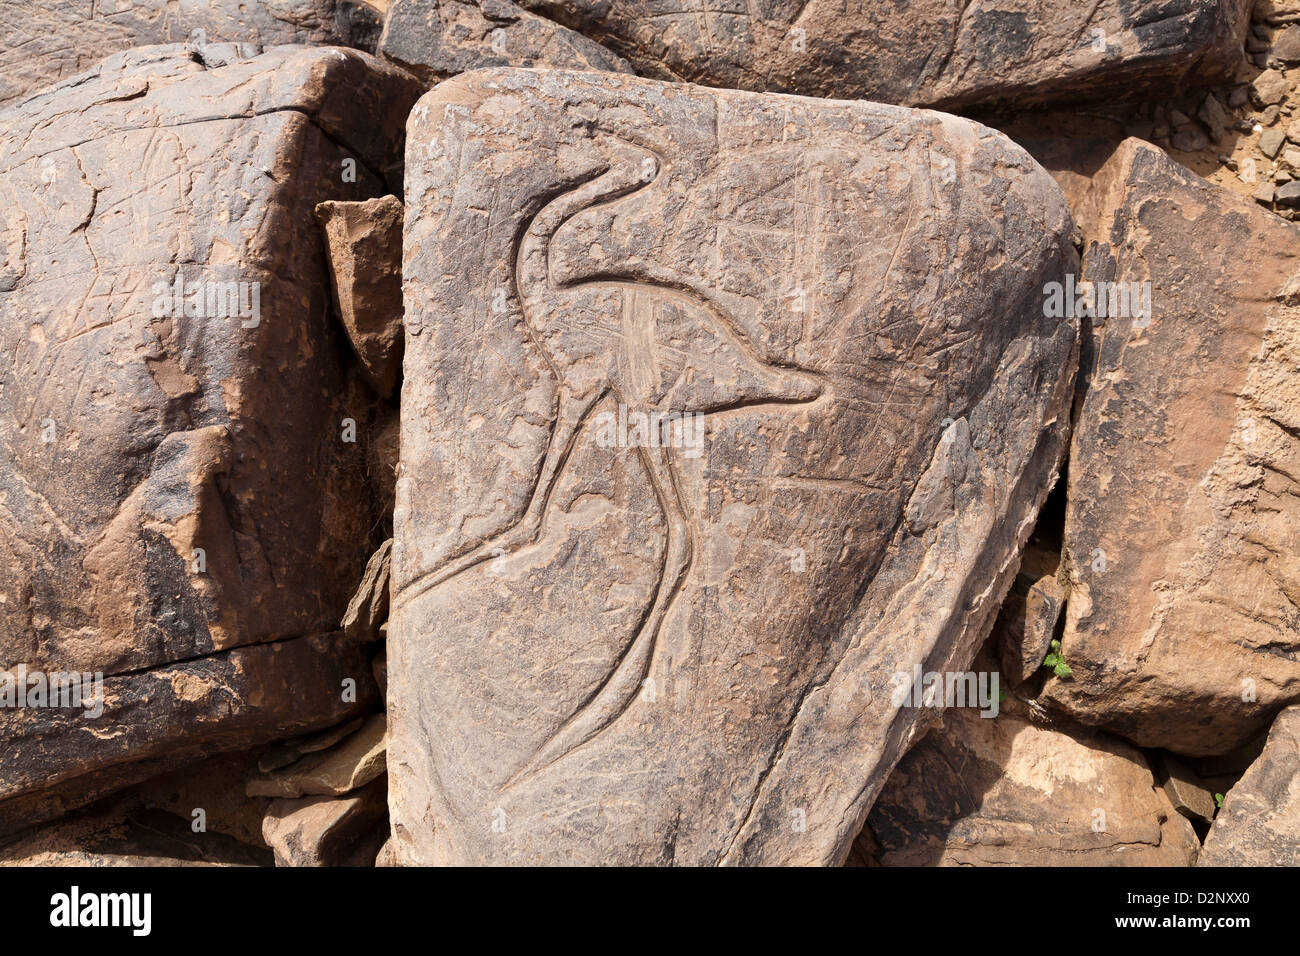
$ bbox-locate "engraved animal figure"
[404,136,824,782]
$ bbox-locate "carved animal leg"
[507,444,692,786]
[392,390,602,608]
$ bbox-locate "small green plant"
[1214,792,1225,809]
[1043,639,1073,679]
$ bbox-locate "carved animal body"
[391,69,1078,866]
[397,134,824,782]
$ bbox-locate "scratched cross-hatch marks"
[391,69,1078,866]
[0,45,419,830]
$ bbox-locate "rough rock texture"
[1041,139,1300,756]
[368,406,402,522]
[247,714,386,798]
[995,540,1066,687]
[379,0,631,84]
[1155,752,1220,825]
[389,68,1079,866]
[343,539,393,641]
[316,197,406,399]
[258,717,366,773]
[135,751,272,848]
[262,777,389,866]
[862,700,1200,866]
[0,632,377,837]
[517,0,1251,109]
[1200,705,1300,865]
[0,0,385,106]
[0,795,271,866]
[0,44,417,826]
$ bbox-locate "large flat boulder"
[0,0,384,106]
[378,0,632,83]
[0,44,417,828]
[389,68,1079,865]
[863,696,1200,866]
[1200,705,1300,866]
[1040,138,1300,756]
[516,0,1251,108]
[0,632,378,837]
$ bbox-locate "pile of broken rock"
[0,0,1296,867]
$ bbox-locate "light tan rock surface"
[516,0,1250,108]
[248,714,387,798]
[1041,138,1300,756]
[388,68,1079,866]
[1200,705,1300,865]
[0,0,385,106]
[862,701,1200,866]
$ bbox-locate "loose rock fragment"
[342,540,393,643]
[316,197,406,399]
[0,0,384,105]
[864,701,1201,866]
[378,0,632,83]
[247,714,387,798]
[262,777,389,866]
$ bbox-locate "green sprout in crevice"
[1043,639,1073,679]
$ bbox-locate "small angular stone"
[1253,68,1290,106]
[1274,24,1300,61]
[1155,753,1220,825]
[247,714,387,799]
[342,539,393,643]
[316,197,406,399]
[262,778,388,867]
[1260,127,1286,157]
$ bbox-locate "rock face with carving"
[388,68,1079,866]
[1039,139,1300,757]
[0,0,385,107]
[379,0,633,84]
[513,0,1251,108]
[0,44,419,832]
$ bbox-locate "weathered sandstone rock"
[863,698,1200,866]
[1200,705,1300,865]
[1155,752,1220,826]
[373,647,388,705]
[379,0,631,83]
[262,777,388,866]
[517,0,1250,108]
[995,539,1066,687]
[258,717,366,773]
[316,197,406,399]
[0,44,417,823]
[0,632,377,837]
[342,539,393,642]
[135,751,272,848]
[369,406,402,523]
[389,68,1079,865]
[0,0,384,106]
[0,798,270,867]
[247,713,386,798]
[1040,139,1300,756]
